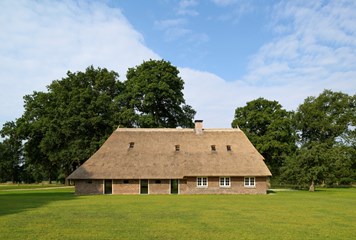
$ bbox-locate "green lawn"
[0,187,355,240]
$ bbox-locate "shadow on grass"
[0,189,76,217]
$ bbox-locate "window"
[154,180,162,184]
[226,145,232,151]
[175,145,180,151]
[197,177,208,187]
[220,177,230,187]
[129,142,135,149]
[211,145,216,151]
[244,177,255,187]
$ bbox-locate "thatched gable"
[68,126,272,180]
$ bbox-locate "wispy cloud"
[180,0,356,127]
[154,1,207,43]
[177,0,199,16]
[244,0,356,90]
[154,18,191,41]
[211,0,237,7]
[212,0,254,23]
[0,0,355,129]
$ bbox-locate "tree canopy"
[120,59,196,128]
[0,62,196,183]
[281,90,355,190]
[231,98,296,176]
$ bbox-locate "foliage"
[294,89,355,145]
[9,66,124,182]
[231,98,296,176]
[282,90,355,190]
[120,59,196,128]
[0,122,23,182]
[0,62,196,183]
[1,188,356,240]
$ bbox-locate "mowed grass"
[0,183,66,190]
[0,188,355,240]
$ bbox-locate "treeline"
[0,60,355,190]
[0,60,196,184]
[232,91,355,190]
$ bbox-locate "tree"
[17,66,124,183]
[120,59,196,128]
[0,121,23,183]
[282,90,355,191]
[231,98,296,176]
[294,90,354,145]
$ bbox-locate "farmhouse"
[67,120,272,194]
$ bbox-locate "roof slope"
[67,128,272,179]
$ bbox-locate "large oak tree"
[119,59,196,128]
[231,98,296,176]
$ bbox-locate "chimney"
[194,120,203,134]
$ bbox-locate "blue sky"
[0,0,355,128]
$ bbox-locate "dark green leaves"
[231,98,296,176]
[122,59,195,128]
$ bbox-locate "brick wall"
[75,179,103,195]
[149,179,170,194]
[180,176,268,194]
[75,176,268,195]
[113,179,140,194]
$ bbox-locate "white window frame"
[244,177,256,187]
[219,177,231,188]
[197,177,208,188]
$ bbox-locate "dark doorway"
[171,179,179,194]
[104,179,112,194]
[140,179,148,194]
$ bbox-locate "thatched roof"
[67,127,272,179]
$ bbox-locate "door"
[140,179,148,194]
[171,179,179,194]
[104,179,112,194]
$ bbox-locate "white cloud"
[0,0,159,127]
[0,0,355,130]
[177,0,199,16]
[243,0,356,94]
[179,1,356,127]
[211,0,237,7]
[154,18,187,29]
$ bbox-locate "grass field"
[0,187,355,240]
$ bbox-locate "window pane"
[197,178,202,186]
[245,178,249,185]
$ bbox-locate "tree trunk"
[309,180,315,192]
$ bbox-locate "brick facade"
[179,177,268,194]
[75,179,103,195]
[74,176,268,195]
[148,179,171,194]
[113,179,140,194]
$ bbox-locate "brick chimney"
[194,120,203,134]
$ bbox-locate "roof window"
[227,145,232,151]
[175,145,180,151]
[211,145,216,151]
[129,142,135,149]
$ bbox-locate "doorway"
[140,179,148,194]
[104,179,112,194]
[171,179,179,194]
